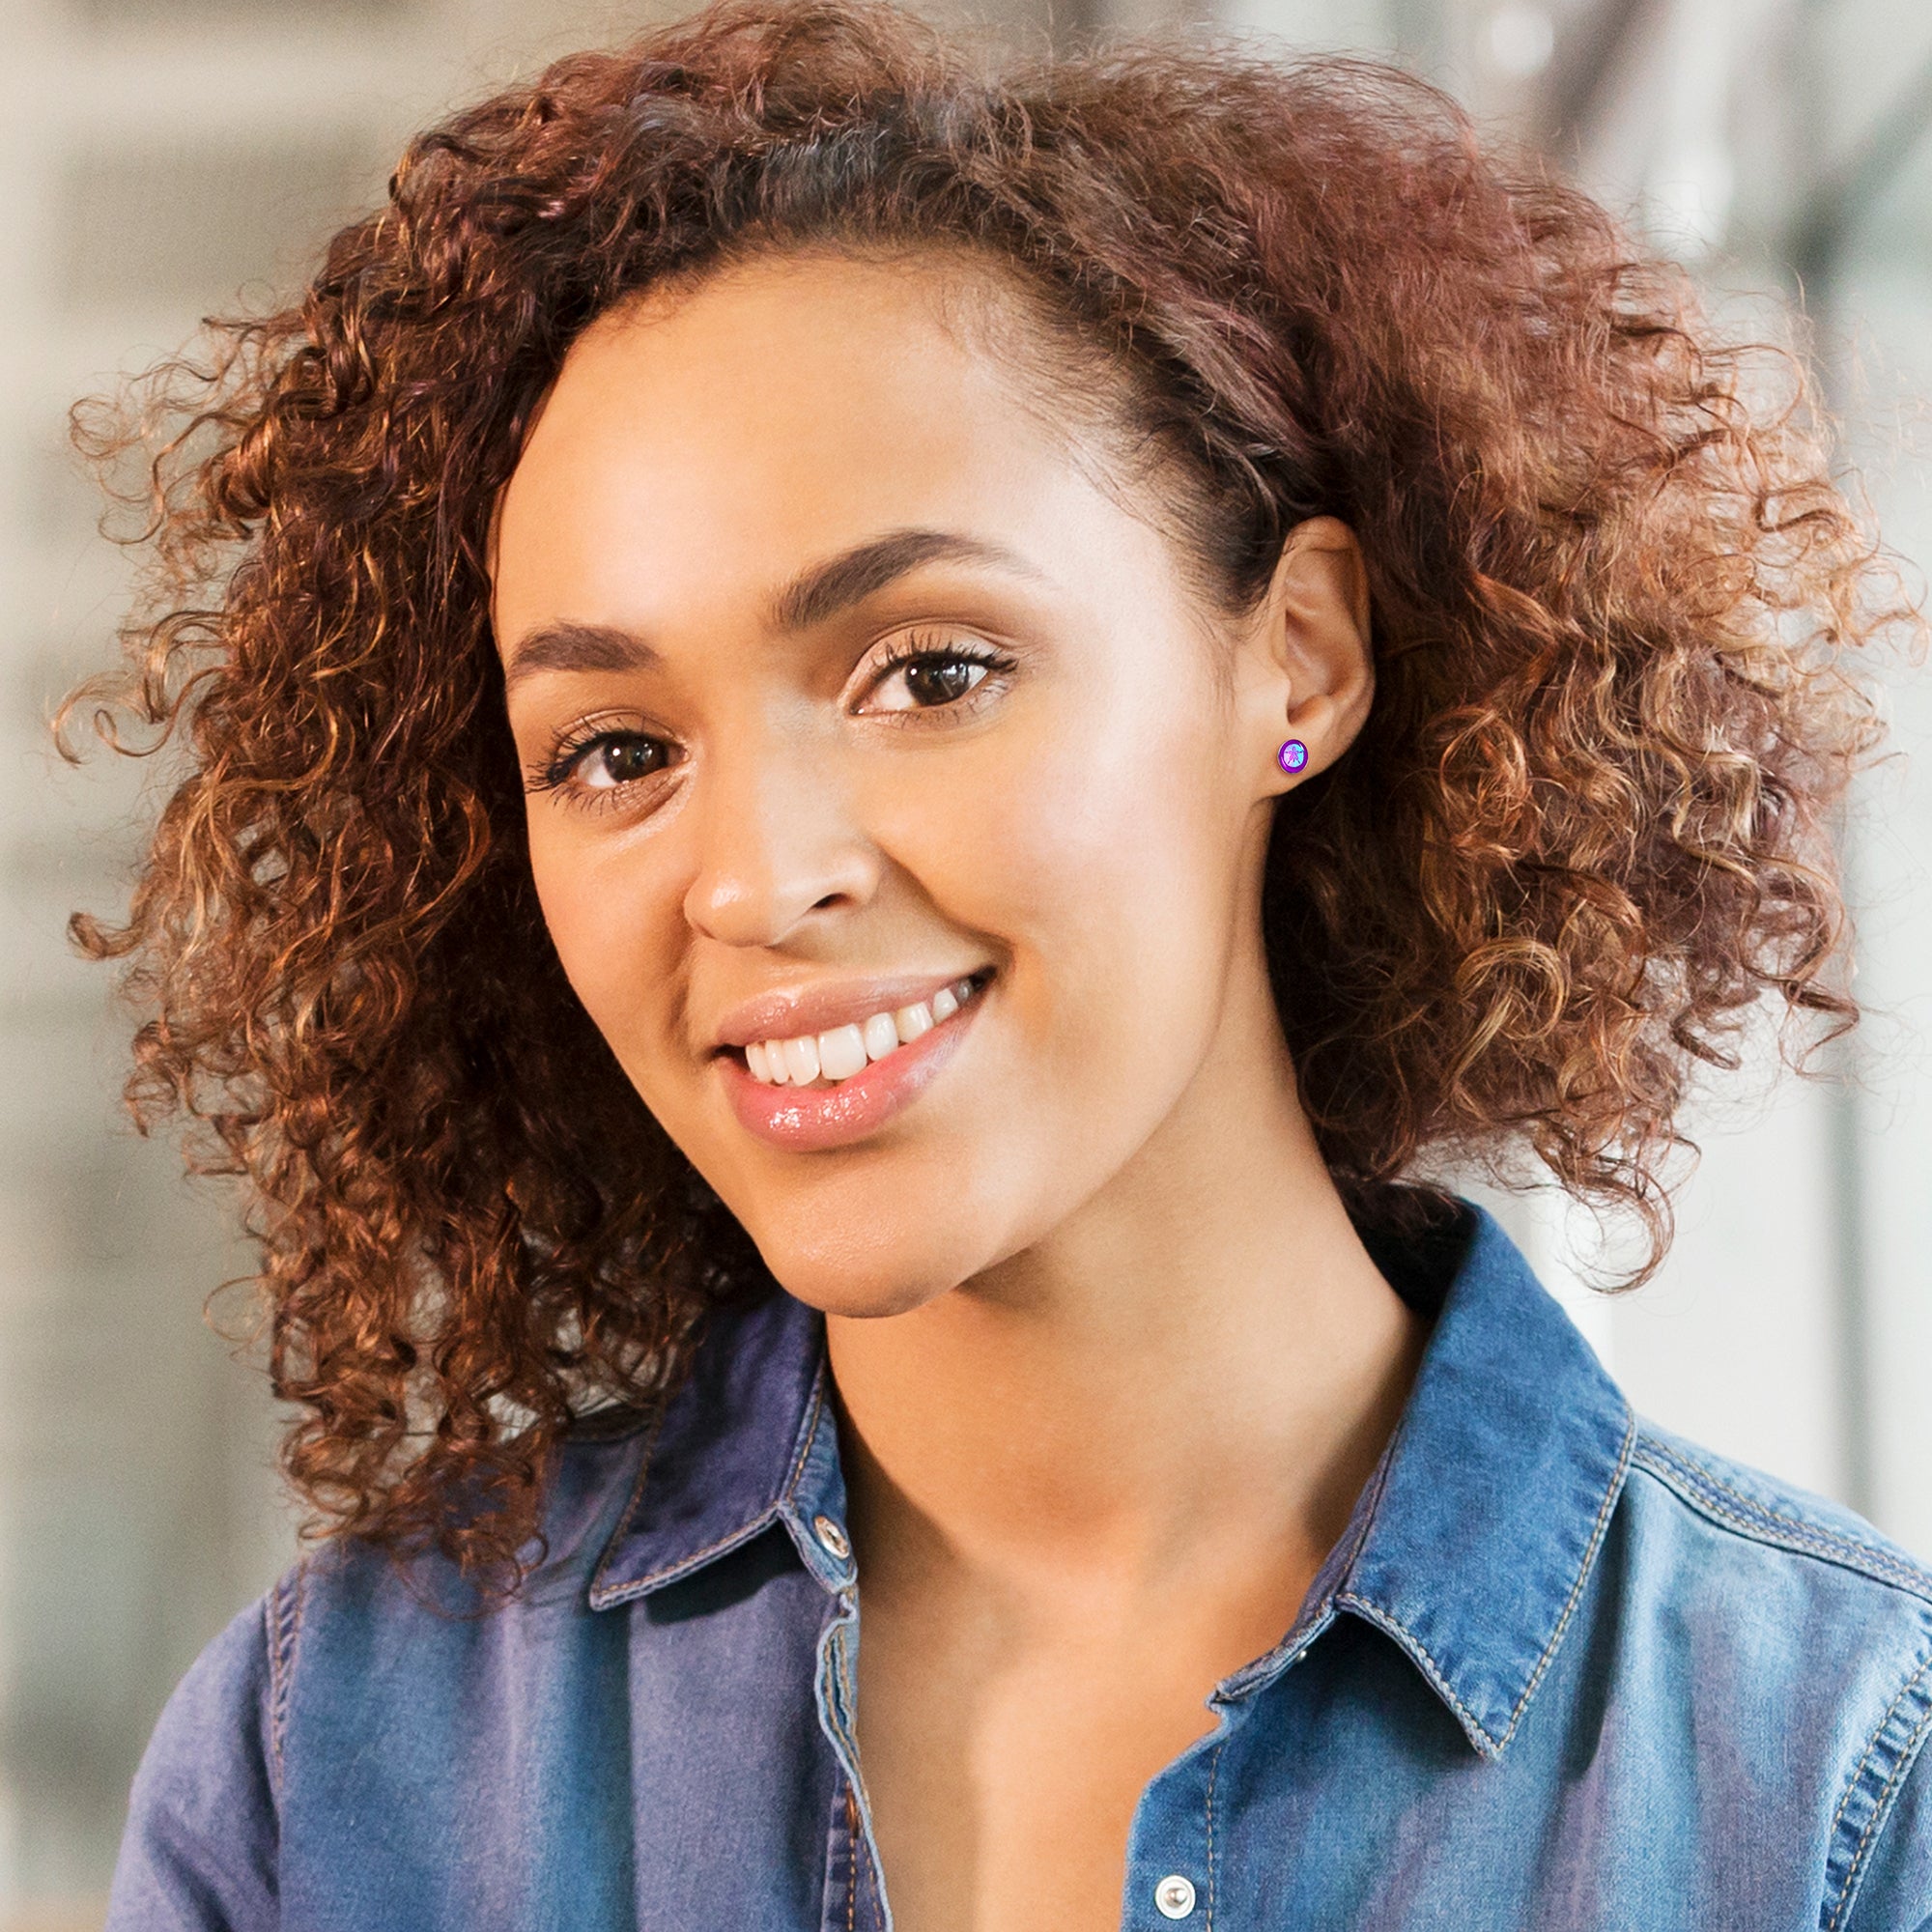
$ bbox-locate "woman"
[81,2,1931,1926]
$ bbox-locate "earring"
[1277,739,1309,775]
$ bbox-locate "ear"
[1236,515,1375,797]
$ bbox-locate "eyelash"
[863,631,1017,719]
[525,720,678,810]
[524,632,1017,810]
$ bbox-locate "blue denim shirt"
[108,1206,1932,1929]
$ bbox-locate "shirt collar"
[588,1288,851,1608]
[1231,1203,1636,1758]
[588,1203,1634,1760]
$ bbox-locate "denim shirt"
[107,1206,1932,1930]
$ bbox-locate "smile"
[719,969,993,1152]
[742,974,987,1088]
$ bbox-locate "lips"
[711,968,988,1051]
[718,974,988,1151]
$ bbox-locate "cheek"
[892,679,1240,1108]
[525,817,682,1063]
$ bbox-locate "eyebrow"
[767,527,1041,632]
[501,526,1038,692]
[501,620,658,694]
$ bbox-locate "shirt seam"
[845,1779,859,1932]
[1824,1648,1932,1930]
[1631,1438,1932,1604]
[781,1365,830,1508]
[585,1402,673,1605]
[265,1559,305,1802]
[1205,1740,1224,1931]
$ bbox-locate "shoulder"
[1618,1420,1932,1671]
[107,1596,281,1931]
[1614,1420,1932,1925]
[108,1418,652,1930]
[1627,1422,1932,1607]
[286,1407,654,1635]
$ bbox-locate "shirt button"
[1153,1873,1197,1919]
[811,1514,852,1562]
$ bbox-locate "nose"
[682,734,881,947]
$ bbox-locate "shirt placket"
[813,1590,891,1932]
[776,1378,893,1932]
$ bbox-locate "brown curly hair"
[66,0,1902,1583]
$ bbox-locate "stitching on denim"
[602,1507,788,1603]
[1824,1658,1928,1856]
[846,1780,860,1932]
[1205,1740,1224,1930]
[1495,1406,1635,1748]
[265,1562,304,1799]
[782,1365,830,1508]
[1633,1440,1932,1602]
[1833,1695,1932,1932]
[1336,1406,1634,1756]
[1823,1651,1932,1932]
[1335,1593,1500,1751]
[586,1402,671,1604]
[1330,1436,1398,1595]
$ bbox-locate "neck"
[826,952,1427,1603]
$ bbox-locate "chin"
[743,1209,990,1321]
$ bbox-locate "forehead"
[494,254,1103,621]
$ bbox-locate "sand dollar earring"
[1277,739,1309,775]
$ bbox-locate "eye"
[576,734,669,789]
[526,724,677,805]
[858,635,1013,716]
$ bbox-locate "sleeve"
[104,1591,283,1932]
[1838,1699,1932,1932]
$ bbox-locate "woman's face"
[494,251,1364,1315]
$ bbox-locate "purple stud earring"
[1277,738,1309,775]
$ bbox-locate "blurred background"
[2,0,1931,1920]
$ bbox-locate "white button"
[1153,1873,1197,1919]
[812,1514,851,1562]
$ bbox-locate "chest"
[851,1605,1238,1932]
[270,1548,1844,1932]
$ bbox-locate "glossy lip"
[709,968,989,1052]
[720,981,987,1152]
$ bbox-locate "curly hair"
[66,0,1902,1583]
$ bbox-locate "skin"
[493,249,1426,1932]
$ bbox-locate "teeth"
[817,1023,868,1081]
[740,977,983,1089]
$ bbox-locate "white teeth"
[739,977,983,1088]
[817,1023,868,1081]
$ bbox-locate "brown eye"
[868,650,994,713]
[587,736,668,786]
[903,657,983,706]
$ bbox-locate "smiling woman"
[65,2,1932,1928]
